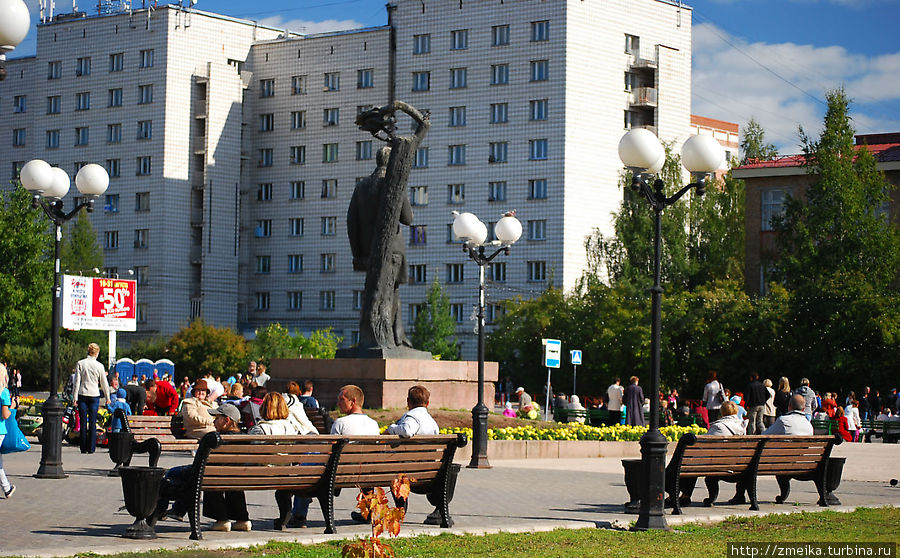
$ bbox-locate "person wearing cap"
[181,379,218,439]
[107,388,132,432]
[515,387,532,410]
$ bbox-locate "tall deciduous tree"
[740,118,778,164]
[165,320,249,378]
[411,280,459,360]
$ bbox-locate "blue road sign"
[544,339,561,368]
[570,350,582,365]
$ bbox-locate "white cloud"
[256,16,366,36]
[692,22,900,153]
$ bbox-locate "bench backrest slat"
[204,464,328,477]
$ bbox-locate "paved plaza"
[0,439,898,557]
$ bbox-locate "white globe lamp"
[618,128,664,171]
[75,163,110,196]
[43,167,70,199]
[495,215,522,244]
[19,159,54,194]
[681,134,724,174]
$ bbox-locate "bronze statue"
[341,101,431,359]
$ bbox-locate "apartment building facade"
[2,0,694,357]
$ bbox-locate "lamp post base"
[35,397,67,479]
[633,428,668,531]
[467,402,491,469]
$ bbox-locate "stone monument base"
[267,358,498,410]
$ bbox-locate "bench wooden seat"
[304,406,334,434]
[122,413,199,452]
[185,432,467,539]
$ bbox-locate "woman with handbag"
[0,364,17,498]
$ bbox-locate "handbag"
[1,414,31,454]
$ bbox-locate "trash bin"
[119,466,165,539]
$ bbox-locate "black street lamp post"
[618,129,724,530]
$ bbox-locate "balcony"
[629,56,657,70]
[630,87,657,108]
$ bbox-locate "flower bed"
[440,422,706,442]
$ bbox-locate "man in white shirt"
[331,384,380,435]
[386,386,439,437]
[763,394,814,436]
[606,377,624,426]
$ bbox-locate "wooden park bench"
[116,410,199,452]
[862,419,900,443]
[184,432,467,539]
[304,406,334,434]
[552,408,587,423]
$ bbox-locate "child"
[0,364,16,498]
[502,401,517,418]
[107,388,132,432]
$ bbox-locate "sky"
[11,0,900,153]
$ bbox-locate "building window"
[321,253,336,273]
[414,147,429,168]
[104,230,118,249]
[12,129,25,147]
[76,56,91,76]
[74,161,88,174]
[529,179,548,199]
[527,261,547,282]
[256,219,272,237]
[288,254,303,273]
[531,20,550,42]
[352,290,364,311]
[530,60,549,82]
[489,142,508,164]
[450,303,464,323]
[451,29,468,50]
[104,194,119,213]
[321,216,337,236]
[75,127,89,146]
[139,49,154,68]
[320,290,336,310]
[324,72,340,91]
[48,61,62,79]
[490,64,509,85]
[413,33,431,54]
[259,113,275,132]
[260,78,275,97]
[487,303,506,324]
[256,255,271,274]
[449,106,466,127]
[625,34,640,55]
[761,189,789,231]
[259,148,273,167]
[291,110,307,129]
[323,108,339,126]
[410,186,428,206]
[356,141,372,160]
[136,303,148,323]
[412,71,430,91]
[492,24,510,46]
[138,84,153,104]
[357,69,373,88]
[46,130,60,148]
[288,291,303,310]
[109,52,124,72]
[489,261,506,282]
[322,143,339,163]
[448,145,466,166]
[409,264,427,284]
[449,68,467,89]
[321,179,337,198]
[135,192,150,211]
[625,71,638,92]
[134,229,149,249]
[107,124,122,144]
[107,159,121,178]
[490,103,509,124]
[448,184,465,204]
[257,183,273,201]
[290,181,306,200]
[255,292,270,311]
[75,92,90,111]
[529,139,548,160]
[408,303,423,325]
[289,218,304,236]
[292,75,307,95]
[47,96,60,114]
[108,88,123,107]
[410,225,427,246]
[134,266,149,285]
[137,120,152,140]
[290,145,306,165]
[527,219,546,240]
[447,263,464,283]
[488,181,506,202]
[530,99,548,121]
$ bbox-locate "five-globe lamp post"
[617,128,724,530]
[451,210,522,469]
[20,159,110,479]
[0,0,30,81]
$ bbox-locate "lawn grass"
[55,507,899,558]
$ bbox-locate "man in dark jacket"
[744,373,769,435]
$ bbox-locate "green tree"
[250,322,298,363]
[739,118,778,164]
[299,328,341,359]
[0,186,52,346]
[685,171,745,285]
[60,211,103,276]
[412,280,460,360]
[165,320,249,378]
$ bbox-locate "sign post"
[542,339,561,421]
[570,349,582,398]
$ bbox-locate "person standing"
[254,363,270,388]
[762,379,777,427]
[702,370,725,423]
[9,368,21,407]
[0,364,16,498]
[743,373,768,435]
[774,377,791,417]
[845,399,861,442]
[73,343,111,454]
[606,378,624,426]
[793,378,816,421]
[623,376,645,427]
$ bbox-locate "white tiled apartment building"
[1,0,694,357]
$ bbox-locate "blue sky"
[13,0,900,152]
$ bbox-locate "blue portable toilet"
[135,358,155,381]
[155,359,175,383]
[115,358,135,386]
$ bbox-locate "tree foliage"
[248,322,342,364]
[165,320,249,378]
[740,118,778,164]
[411,280,460,360]
[60,211,103,277]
